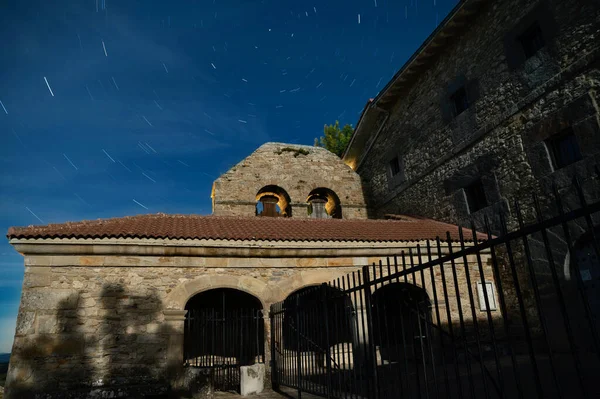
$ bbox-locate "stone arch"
[371,282,433,362]
[306,187,342,218]
[276,271,350,303]
[165,275,270,311]
[256,185,293,217]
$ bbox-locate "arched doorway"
[184,288,265,392]
[272,285,355,392]
[371,283,432,363]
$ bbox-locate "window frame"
[463,179,488,214]
[545,128,583,171]
[449,86,470,117]
[517,21,546,60]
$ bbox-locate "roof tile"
[6,213,487,243]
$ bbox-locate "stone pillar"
[163,309,188,380]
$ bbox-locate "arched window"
[306,188,342,219]
[255,185,292,217]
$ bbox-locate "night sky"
[0,0,458,352]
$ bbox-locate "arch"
[184,288,265,388]
[371,282,432,362]
[165,275,270,311]
[306,187,342,219]
[281,285,355,352]
[256,185,292,217]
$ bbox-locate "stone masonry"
[348,0,600,231]
[4,238,495,398]
[213,143,368,219]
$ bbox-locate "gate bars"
[270,176,600,399]
[184,308,265,392]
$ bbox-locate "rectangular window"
[464,179,488,214]
[477,281,497,311]
[545,129,583,170]
[389,156,401,177]
[518,21,545,59]
[450,86,469,117]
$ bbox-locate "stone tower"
[212,142,368,219]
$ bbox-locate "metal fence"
[184,308,265,392]
[270,177,600,399]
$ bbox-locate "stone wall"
[213,143,368,219]
[4,242,497,398]
[356,0,600,231]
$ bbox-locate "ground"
[214,387,320,399]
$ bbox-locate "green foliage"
[314,121,354,157]
[274,147,310,157]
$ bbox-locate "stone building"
[5,0,600,396]
[343,0,600,230]
[3,143,495,398]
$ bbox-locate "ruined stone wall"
[358,0,600,230]
[213,143,368,219]
[4,245,497,398]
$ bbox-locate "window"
[389,156,401,177]
[477,281,497,311]
[545,129,583,170]
[518,21,546,60]
[450,86,469,117]
[464,179,488,214]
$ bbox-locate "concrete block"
[240,363,265,396]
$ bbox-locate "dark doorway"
[184,288,265,392]
[371,283,432,363]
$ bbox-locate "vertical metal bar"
[342,277,354,397]
[444,234,476,398]
[346,273,360,398]
[481,218,523,399]
[396,253,412,395]
[332,280,344,397]
[435,238,464,398]
[356,272,371,397]
[468,223,504,398]
[271,307,277,390]
[352,271,367,398]
[498,212,544,398]
[408,248,426,399]
[513,201,562,398]
[532,194,588,397]
[392,255,410,395]
[425,242,452,399]
[456,227,492,399]
[417,245,440,399]
[362,265,380,399]
[337,278,349,398]
[370,264,385,397]
[377,260,394,398]
[296,294,303,398]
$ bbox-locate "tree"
[314,121,354,157]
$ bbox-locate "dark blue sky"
[0,0,457,352]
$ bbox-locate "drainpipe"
[355,104,390,172]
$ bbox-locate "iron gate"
[270,174,600,398]
[184,307,265,392]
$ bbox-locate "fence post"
[362,265,379,399]
[321,283,333,398]
[296,294,302,399]
[270,307,279,391]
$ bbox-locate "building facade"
[344,0,600,230]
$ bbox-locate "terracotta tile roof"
[6,213,488,243]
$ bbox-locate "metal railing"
[270,176,600,398]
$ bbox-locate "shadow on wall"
[5,283,182,399]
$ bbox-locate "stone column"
[163,309,188,380]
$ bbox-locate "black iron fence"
[184,308,265,392]
[270,176,600,399]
